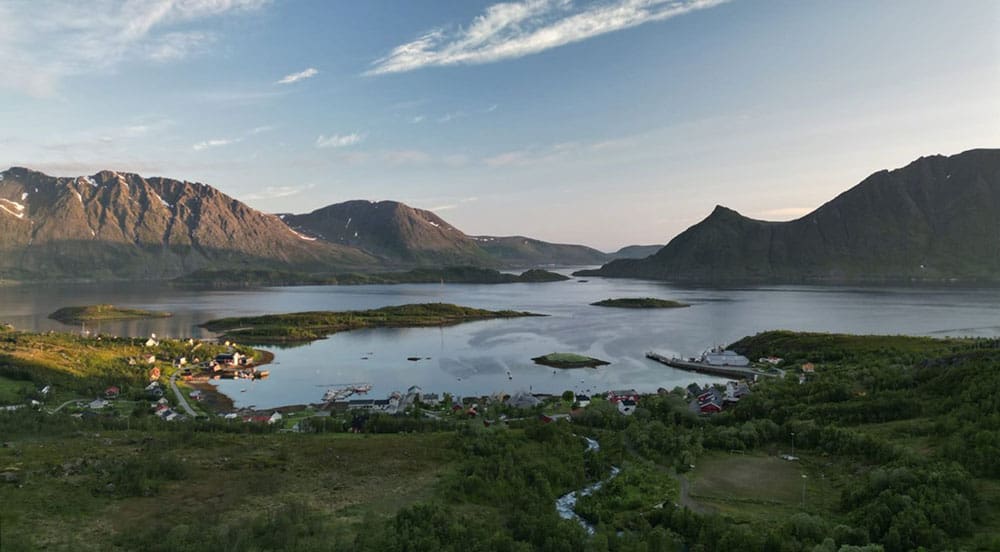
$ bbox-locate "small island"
[49,304,172,325]
[591,297,689,309]
[202,303,543,344]
[532,352,610,369]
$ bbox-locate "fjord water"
[2,272,999,409]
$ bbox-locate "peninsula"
[201,303,543,343]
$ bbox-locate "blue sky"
[1,0,997,250]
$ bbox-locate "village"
[2,335,825,432]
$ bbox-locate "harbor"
[645,351,776,379]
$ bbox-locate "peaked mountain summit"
[281,200,494,267]
[577,149,1000,283]
[0,168,373,281]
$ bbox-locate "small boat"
[407,357,421,361]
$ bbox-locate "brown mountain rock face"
[0,168,373,281]
[282,200,495,266]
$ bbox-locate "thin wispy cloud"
[245,183,316,200]
[367,0,729,75]
[193,138,239,151]
[316,133,364,149]
[0,0,269,96]
[276,67,319,84]
[191,125,275,151]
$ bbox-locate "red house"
[104,386,120,399]
[606,389,640,404]
[699,400,723,414]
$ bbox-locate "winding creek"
[556,437,620,534]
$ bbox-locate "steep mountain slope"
[284,200,611,267]
[0,168,374,281]
[609,244,663,259]
[578,149,1000,283]
[281,200,495,266]
[471,235,610,267]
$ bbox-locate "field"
[0,429,455,551]
[687,451,840,520]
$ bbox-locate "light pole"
[801,474,807,508]
[790,432,796,456]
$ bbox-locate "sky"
[1,0,998,251]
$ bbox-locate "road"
[49,399,85,413]
[169,373,198,417]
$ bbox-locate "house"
[215,352,242,366]
[148,366,161,381]
[421,393,441,407]
[40,385,51,396]
[144,355,156,364]
[89,398,109,410]
[686,383,703,398]
[699,400,723,414]
[145,334,159,347]
[331,401,350,412]
[801,362,816,373]
[575,394,591,408]
[268,412,283,425]
[104,386,120,399]
[697,388,719,403]
[759,356,783,365]
[724,381,751,402]
[373,399,393,412]
[617,399,637,416]
[607,389,640,404]
[347,399,375,410]
[508,392,541,409]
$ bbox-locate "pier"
[645,352,775,379]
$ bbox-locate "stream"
[555,437,620,535]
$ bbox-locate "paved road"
[169,373,198,417]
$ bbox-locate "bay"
[2,271,998,409]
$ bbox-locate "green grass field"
[688,451,840,520]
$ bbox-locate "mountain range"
[577,149,1000,283]
[0,168,629,281]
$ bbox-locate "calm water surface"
[2,271,998,409]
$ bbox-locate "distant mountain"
[281,200,495,267]
[609,244,663,259]
[0,168,374,281]
[577,149,1000,283]
[471,235,610,267]
[284,200,610,268]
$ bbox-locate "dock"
[645,352,774,379]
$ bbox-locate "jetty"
[645,352,774,379]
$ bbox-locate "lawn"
[688,451,840,520]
